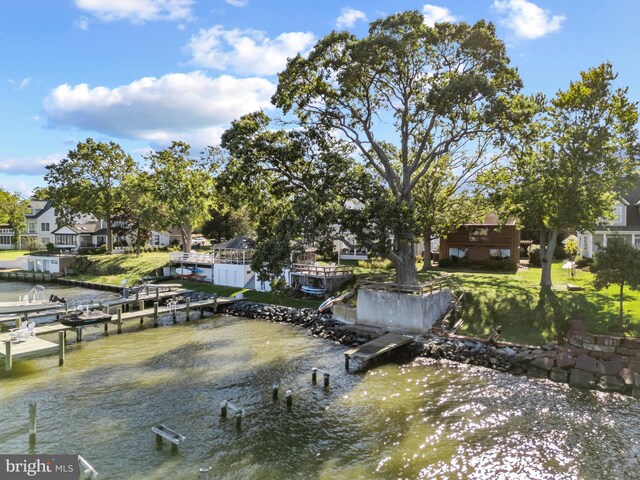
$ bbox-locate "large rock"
[556,352,575,369]
[530,356,555,372]
[569,369,596,389]
[575,355,597,374]
[549,367,569,383]
[598,375,626,393]
[597,360,622,377]
[618,368,640,387]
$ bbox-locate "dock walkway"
[344,332,414,372]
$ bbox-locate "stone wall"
[568,318,640,358]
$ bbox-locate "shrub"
[358,258,394,270]
[528,244,541,267]
[438,257,453,268]
[575,255,593,269]
[479,258,518,272]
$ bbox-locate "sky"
[1,0,639,197]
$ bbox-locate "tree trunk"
[181,223,192,253]
[391,239,419,286]
[419,229,433,272]
[106,215,113,254]
[539,228,558,287]
[619,281,625,328]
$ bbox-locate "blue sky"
[1,0,639,196]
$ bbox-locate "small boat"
[300,285,326,297]
[60,310,113,327]
[0,285,65,314]
[318,292,353,313]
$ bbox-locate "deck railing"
[358,275,451,295]
[290,263,354,277]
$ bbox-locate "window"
[612,205,624,225]
[0,235,12,245]
[41,223,50,232]
[55,234,76,245]
[448,248,468,262]
[468,227,489,243]
[489,248,511,259]
[27,222,37,234]
[42,237,50,245]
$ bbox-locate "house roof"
[213,236,256,250]
[52,221,102,235]
[462,213,517,226]
[25,200,53,219]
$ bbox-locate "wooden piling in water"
[185,297,190,321]
[220,400,227,418]
[117,308,122,334]
[199,467,211,480]
[153,302,159,327]
[312,368,317,385]
[286,390,293,409]
[76,327,83,342]
[29,403,36,445]
[272,385,279,400]
[4,340,12,371]
[58,331,65,366]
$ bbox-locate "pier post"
[28,403,36,446]
[213,294,218,313]
[153,302,159,327]
[312,368,317,385]
[117,308,122,334]
[324,373,330,389]
[29,403,36,447]
[155,288,159,303]
[272,385,279,400]
[235,411,242,429]
[286,390,293,409]
[199,467,211,480]
[138,300,144,312]
[76,327,83,342]
[220,400,227,418]
[185,298,190,321]
[58,331,65,366]
[4,340,12,371]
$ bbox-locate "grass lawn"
[0,250,30,261]
[27,251,640,345]
[436,263,640,345]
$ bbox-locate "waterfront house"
[577,185,640,258]
[0,224,15,250]
[439,213,521,264]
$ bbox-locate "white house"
[0,224,15,250]
[19,200,57,249]
[578,189,640,258]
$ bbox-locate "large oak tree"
[271,11,526,285]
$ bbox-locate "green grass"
[434,263,640,345]
[0,250,29,261]
[50,251,640,345]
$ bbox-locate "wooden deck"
[344,332,414,372]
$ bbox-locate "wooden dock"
[344,332,414,372]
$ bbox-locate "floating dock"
[344,332,414,372]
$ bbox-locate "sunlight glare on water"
[1,282,640,479]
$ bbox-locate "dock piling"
[76,327,83,342]
[185,298,191,321]
[4,340,11,371]
[199,467,211,480]
[220,400,227,418]
[286,390,293,409]
[312,368,317,385]
[153,302,159,327]
[28,403,36,445]
[58,331,65,366]
[117,308,122,334]
[272,384,279,400]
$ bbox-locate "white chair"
[9,323,28,342]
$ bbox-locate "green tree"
[147,142,218,252]
[592,236,640,330]
[483,63,640,287]
[45,138,136,254]
[272,11,526,285]
[0,189,29,248]
[117,171,168,256]
[220,111,357,280]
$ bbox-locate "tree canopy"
[262,11,528,285]
[45,138,136,253]
[0,189,29,247]
[482,62,640,287]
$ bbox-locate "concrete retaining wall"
[357,288,451,333]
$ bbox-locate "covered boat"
[60,310,112,327]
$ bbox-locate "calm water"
[0,282,639,479]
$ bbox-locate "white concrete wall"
[333,303,357,324]
[356,288,451,333]
[0,258,25,269]
[214,263,252,288]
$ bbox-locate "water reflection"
[0,281,638,479]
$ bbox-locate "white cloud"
[422,4,458,27]
[0,154,60,176]
[0,178,35,198]
[187,26,316,76]
[335,8,367,29]
[75,16,90,30]
[43,71,275,148]
[18,78,31,90]
[493,0,565,40]
[74,0,194,23]
[225,0,247,7]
